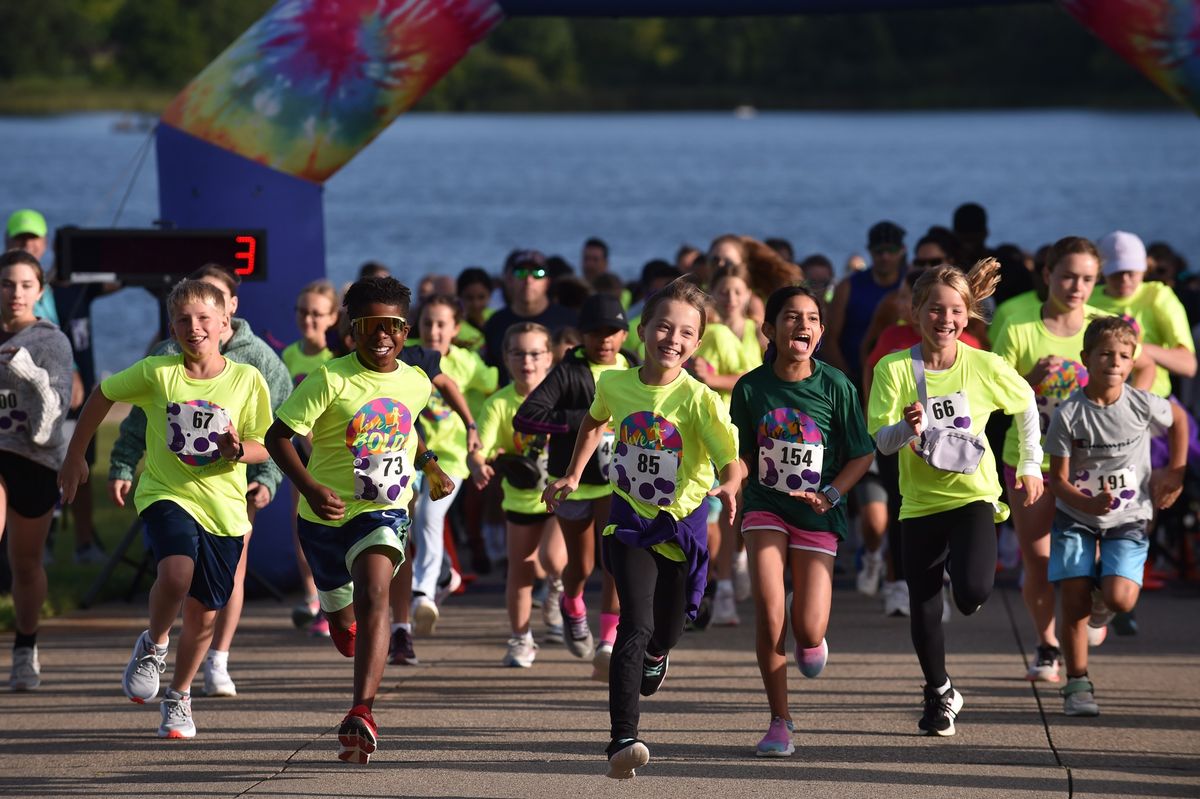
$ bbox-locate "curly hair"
[343,276,412,320]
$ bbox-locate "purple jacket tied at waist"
[604,493,710,620]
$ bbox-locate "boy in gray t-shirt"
[1045,317,1185,719]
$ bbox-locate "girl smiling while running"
[544,279,741,781]
[730,284,874,757]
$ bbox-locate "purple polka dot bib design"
[0,390,28,436]
[1073,466,1138,512]
[1035,359,1088,435]
[346,398,413,504]
[756,408,824,494]
[598,428,616,480]
[165,399,231,467]
[612,411,683,508]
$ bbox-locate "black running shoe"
[388,627,419,666]
[918,683,963,737]
[640,652,669,697]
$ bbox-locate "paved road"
[2,576,1197,798]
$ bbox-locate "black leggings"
[603,535,688,743]
[901,501,996,687]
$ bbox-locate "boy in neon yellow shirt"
[60,280,271,740]
[266,277,453,764]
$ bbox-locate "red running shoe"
[337,704,378,764]
[330,621,357,657]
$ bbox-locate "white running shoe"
[712,584,740,626]
[10,646,40,691]
[202,654,237,697]
[502,636,537,668]
[591,642,613,682]
[412,595,439,636]
[882,581,910,617]
[856,549,884,597]
[542,577,564,632]
[733,550,752,602]
[158,689,196,739]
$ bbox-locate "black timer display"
[55,228,268,285]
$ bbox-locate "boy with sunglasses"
[483,249,579,386]
[266,277,453,764]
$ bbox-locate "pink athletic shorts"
[742,510,838,557]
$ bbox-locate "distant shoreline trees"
[0,2,1162,113]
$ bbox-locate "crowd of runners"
[1,203,1197,778]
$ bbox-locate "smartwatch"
[819,484,841,508]
[415,450,439,470]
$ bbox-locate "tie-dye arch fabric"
[1063,0,1200,114]
[162,0,503,183]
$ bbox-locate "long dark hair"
[762,284,824,362]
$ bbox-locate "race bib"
[759,438,824,494]
[346,398,415,505]
[1073,467,1139,513]
[166,400,231,466]
[613,443,680,507]
[598,428,616,480]
[926,391,972,431]
[0,389,26,434]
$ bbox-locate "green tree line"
[0,1,1162,113]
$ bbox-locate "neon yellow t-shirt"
[570,355,631,500]
[478,383,548,515]
[276,353,431,526]
[589,367,739,522]
[867,342,1034,522]
[989,290,1040,346]
[993,303,1110,470]
[1089,281,1194,397]
[282,341,334,387]
[696,321,763,405]
[418,346,494,480]
[101,355,271,537]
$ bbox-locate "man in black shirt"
[484,249,578,385]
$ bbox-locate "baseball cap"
[868,220,905,249]
[578,293,628,334]
[504,249,546,272]
[6,209,47,240]
[1098,231,1147,277]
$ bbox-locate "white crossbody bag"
[910,346,986,474]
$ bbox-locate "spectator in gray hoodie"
[108,264,292,697]
[0,250,74,692]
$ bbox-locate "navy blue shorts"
[141,500,244,611]
[297,509,410,613]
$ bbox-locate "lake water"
[1,110,1197,376]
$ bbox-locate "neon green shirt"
[276,353,431,526]
[589,367,739,522]
[1089,281,1194,397]
[867,342,1034,522]
[101,355,271,537]
[989,290,1040,346]
[696,322,763,405]
[282,341,334,386]
[626,314,645,360]
[993,303,1110,470]
[478,383,548,515]
[419,346,493,479]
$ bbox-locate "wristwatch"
[231,441,244,461]
[415,450,439,470]
[819,484,841,508]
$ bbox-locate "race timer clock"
[55,228,268,285]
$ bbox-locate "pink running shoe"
[309,614,331,638]
[796,638,828,679]
[755,716,795,757]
